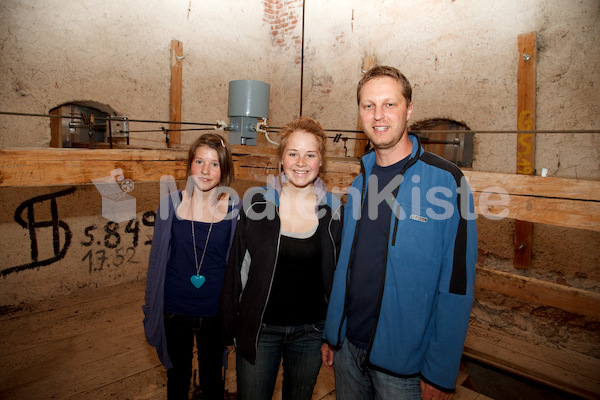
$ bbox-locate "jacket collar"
[361,133,423,176]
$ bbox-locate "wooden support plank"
[231,144,278,157]
[168,40,183,149]
[424,124,448,158]
[514,220,533,267]
[1,148,598,231]
[5,148,600,196]
[472,192,600,231]
[475,266,600,319]
[516,32,537,175]
[49,107,63,148]
[515,31,537,269]
[353,55,376,158]
[0,148,187,186]
[464,325,600,399]
[463,170,600,202]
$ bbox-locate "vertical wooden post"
[49,108,63,148]
[514,32,537,269]
[353,55,377,158]
[169,40,183,148]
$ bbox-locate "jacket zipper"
[337,159,368,344]
[324,202,342,305]
[253,200,281,359]
[365,141,421,357]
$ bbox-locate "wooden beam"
[516,32,537,175]
[231,144,278,157]
[473,191,600,231]
[353,55,376,158]
[515,31,537,269]
[49,108,63,148]
[1,148,598,232]
[0,148,187,186]
[463,170,600,201]
[168,40,183,149]
[475,266,600,319]
[464,325,600,399]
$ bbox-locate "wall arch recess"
[410,118,473,167]
[49,101,128,149]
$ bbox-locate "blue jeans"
[334,340,421,400]
[236,322,324,400]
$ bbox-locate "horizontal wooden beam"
[233,154,600,231]
[473,192,600,231]
[231,144,278,157]
[464,325,600,399]
[475,266,600,319]
[464,170,600,201]
[0,148,187,186]
[1,148,598,231]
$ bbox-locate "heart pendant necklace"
[190,196,217,289]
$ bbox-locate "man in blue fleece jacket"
[321,66,477,400]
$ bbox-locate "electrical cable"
[1,111,599,138]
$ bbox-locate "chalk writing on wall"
[2,187,76,276]
[1,187,156,277]
[81,211,155,274]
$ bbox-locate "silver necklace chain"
[191,197,218,276]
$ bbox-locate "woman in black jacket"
[219,116,343,400]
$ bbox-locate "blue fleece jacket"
[323,134,477,391]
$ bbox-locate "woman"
[143,133,240,400]
[218,116,343,400]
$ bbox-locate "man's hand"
[321,343,334,370]
[420,380,451,400]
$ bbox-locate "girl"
[219,116,343,400]
[144,133,240,399]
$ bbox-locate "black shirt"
[346,155,410,349]
[263,225,326,326]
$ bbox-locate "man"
[321,66,477,400]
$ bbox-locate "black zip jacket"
[218,176,343,364]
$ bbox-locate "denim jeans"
[236,322,324,400]
[164,313,225,400]
[334,340,421,400]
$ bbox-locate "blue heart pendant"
[190,274,206,289]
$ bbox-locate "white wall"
[1,0,598,177]
[300,0,600,178]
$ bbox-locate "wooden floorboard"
[0,279,485,400]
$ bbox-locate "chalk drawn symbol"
[2,187,75,276]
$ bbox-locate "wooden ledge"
[464,325,600,399]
